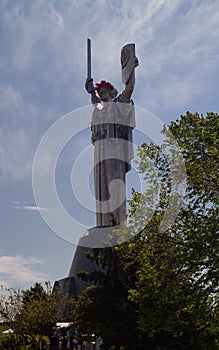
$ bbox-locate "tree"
[127,112,219,349]
[74,112,219,349]
[168,112,218,294]
[75,246,146,349]
[0,281,74,345]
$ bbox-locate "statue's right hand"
[85,78,94,93]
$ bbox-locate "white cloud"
[0,84,56,185]
[0,255,48,288]
[11,203,49,212]
[0,85,24,113]
[130,0,219,116]
[1,2,64,72]
[0,127,33,183]
[49,3,64,31]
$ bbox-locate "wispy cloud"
[0,255,48,288]
[0,85,24,114]
[10,202,49,212]
[0,126,33,184]
[0,83,55,185]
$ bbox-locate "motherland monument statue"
[86,38,139,227]
[54,40,139,297]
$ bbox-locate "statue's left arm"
[120,56,139,102]
[121,70,135,102]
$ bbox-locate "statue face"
[99,87,112,102]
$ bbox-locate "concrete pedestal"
[54,226,117,297]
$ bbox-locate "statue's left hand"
[135,56,139,67]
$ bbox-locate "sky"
[0,0,219,290]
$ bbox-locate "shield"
[121,43,137,84]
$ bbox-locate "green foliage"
[170,112,218,205]
[128,112,219,349]
[128,223,217,349]
[0,281,74,341]
[75,246,145,349]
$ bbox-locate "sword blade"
[87,38,91,79]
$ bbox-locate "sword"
[87,38,91,80]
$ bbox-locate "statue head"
[95,80,118,101]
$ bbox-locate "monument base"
[54,226,118,297]
[53,276,88,298]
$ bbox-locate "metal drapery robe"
[91,95,135,227]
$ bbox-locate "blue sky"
[0,0,219,289]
